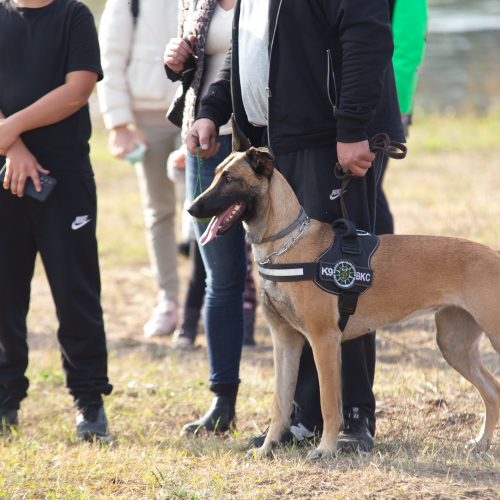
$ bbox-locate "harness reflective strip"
[259,267,305,277]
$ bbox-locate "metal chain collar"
[254,216,311,265]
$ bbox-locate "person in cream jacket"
[98,0,181,338]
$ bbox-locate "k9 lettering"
[320,263,371,283]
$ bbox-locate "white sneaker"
[143,301,178,338]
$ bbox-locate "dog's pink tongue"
[199,215,223,246]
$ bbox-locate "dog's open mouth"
[199,202,246,246]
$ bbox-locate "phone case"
[0,165,57,202]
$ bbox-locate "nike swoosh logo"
[330,188,347,201]
[71,219,91,230]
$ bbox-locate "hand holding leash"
[186,118,219,158]
[334,133,408,220]
[335,133,407,179]
[336,140,375,178]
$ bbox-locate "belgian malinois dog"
[188,138,500,460]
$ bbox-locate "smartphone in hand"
[0,165,57,202]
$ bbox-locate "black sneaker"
[248,419,319,449]
[181,396,236,435]
[0,406,18,435]
[337,407,374,453]
[75,402,110,442]
[172,328,196,350]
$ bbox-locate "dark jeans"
[275,143,388,435]
[179,237,257,344]
[186,135,247,390]
[0,178,112,409]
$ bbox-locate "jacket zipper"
[267,0,284,148]
[326,49,337,115]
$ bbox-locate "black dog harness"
[257,219,379,331]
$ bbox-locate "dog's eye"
[225,174,232,183]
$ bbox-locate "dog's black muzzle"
[188,192,254,221]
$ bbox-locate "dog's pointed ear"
[231,115,252,152]
[245,147,275,179]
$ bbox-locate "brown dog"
[189,145,500,460]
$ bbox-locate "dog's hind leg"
[305,331,342,461]
[254,322,305,458]
[436,306,500,451]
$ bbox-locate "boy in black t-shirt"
[0,0,112,441]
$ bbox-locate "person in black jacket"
[183,0,405,452]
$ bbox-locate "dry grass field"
[0,112,499,498]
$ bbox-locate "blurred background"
[418,0,500,114]
[86,0,500,116]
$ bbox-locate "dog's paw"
[246,446,273,460]
[306,447,336,462]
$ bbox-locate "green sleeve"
[392,0,428,114]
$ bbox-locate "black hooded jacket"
[197,0,405,155]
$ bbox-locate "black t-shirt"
[0,0,102,178]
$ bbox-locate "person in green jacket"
[376,0,428,235]
[393,0,428,132]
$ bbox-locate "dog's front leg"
[253,324,305,459]
[306,331,342,461]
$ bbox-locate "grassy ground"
[0,112,499,498]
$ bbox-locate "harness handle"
[333,218,357,238]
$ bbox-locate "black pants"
[180,239,206,337]
[0,178,112,409]
[375,155,393,235]
[275,144,392,435]
[185,238,206,313]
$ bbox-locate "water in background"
[418,0,500,113]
